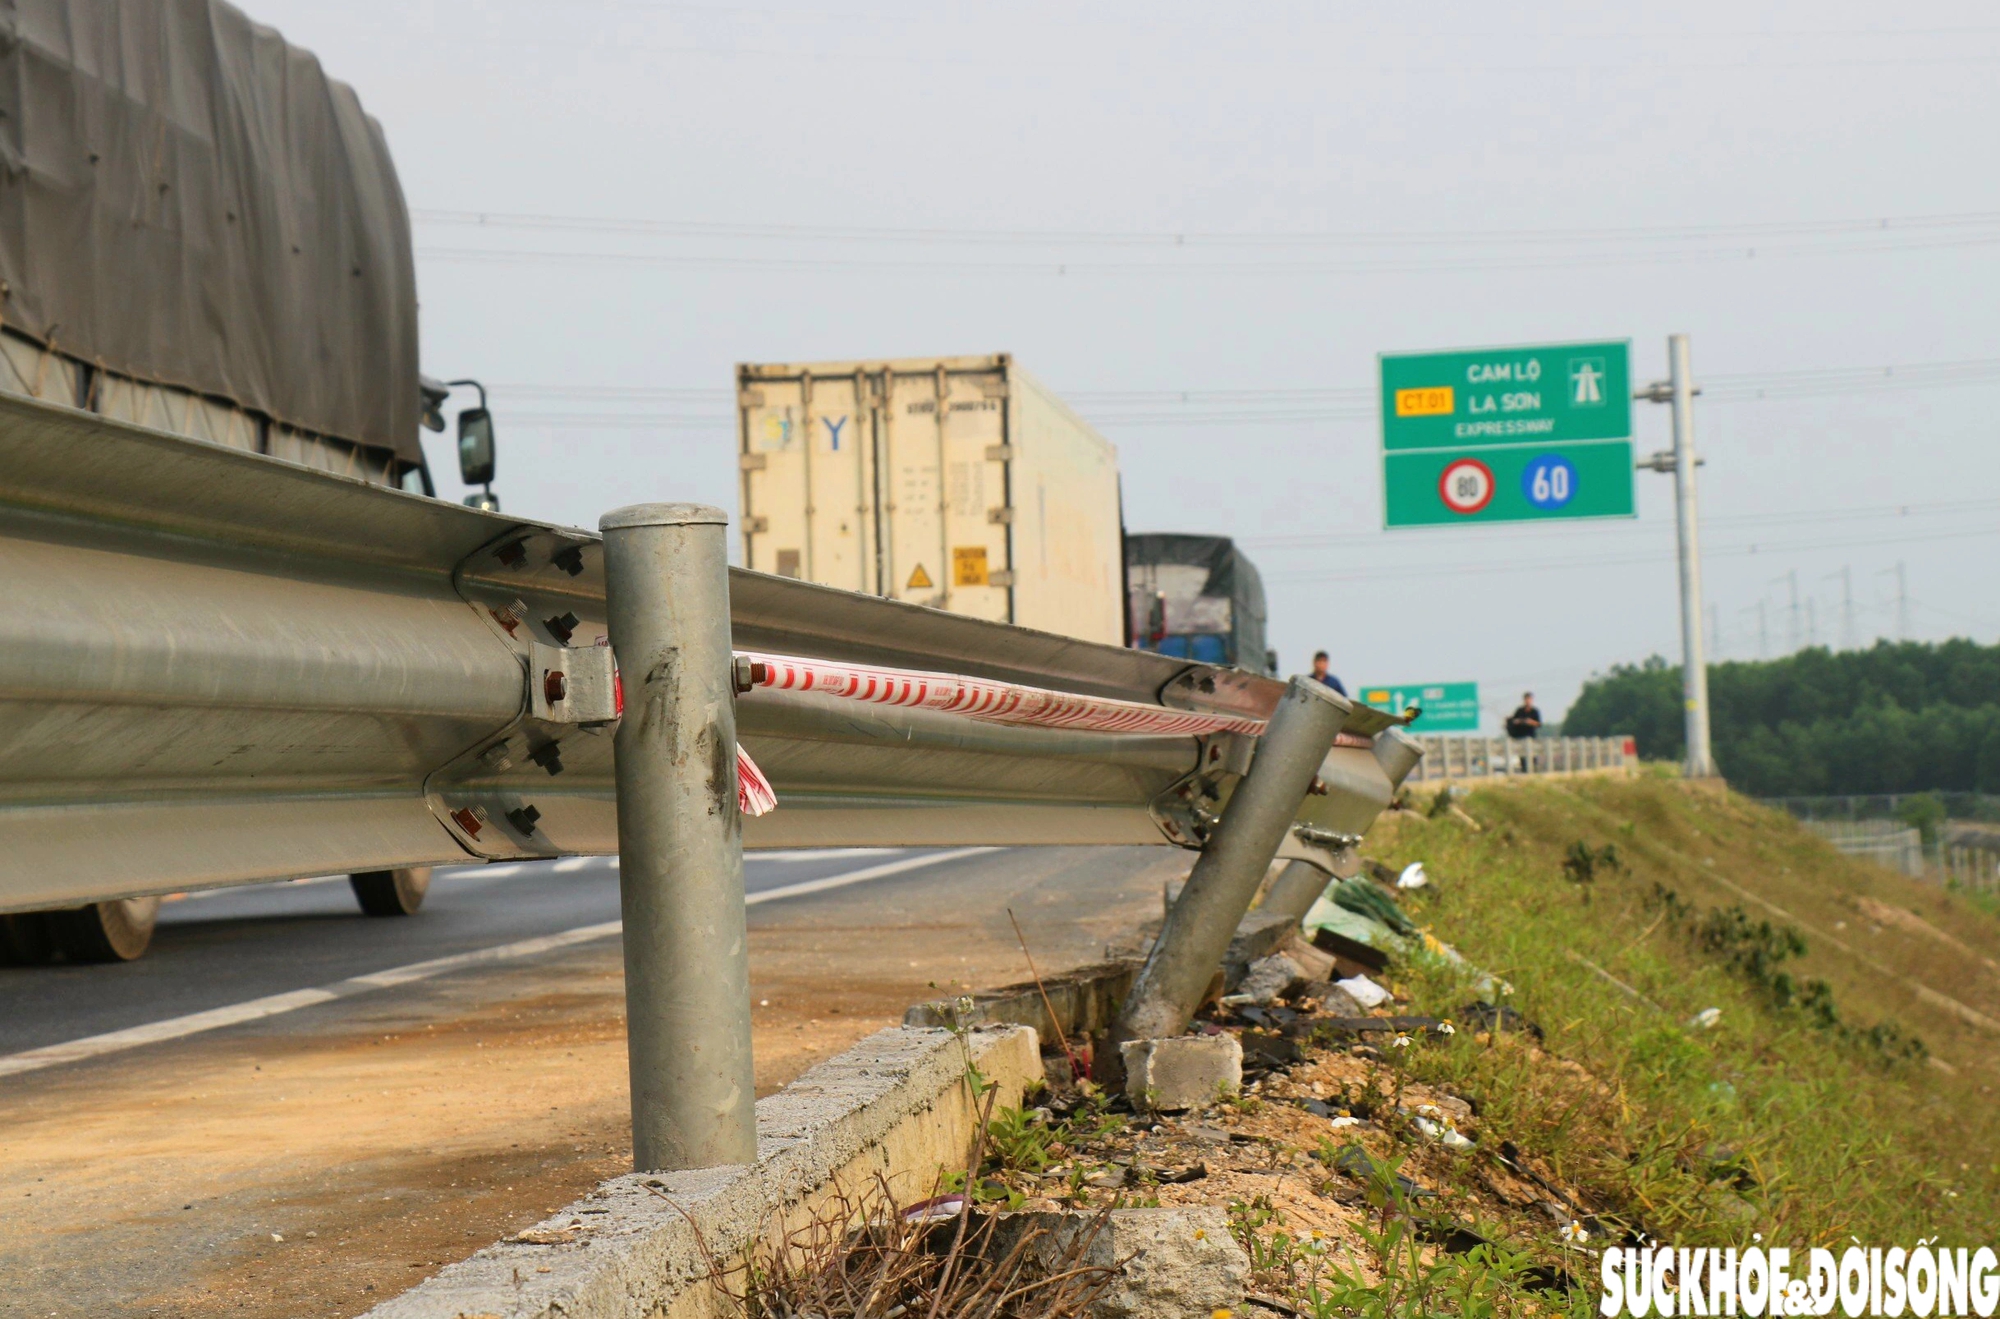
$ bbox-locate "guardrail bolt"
[544,670,568,703]
[730,656,771,694]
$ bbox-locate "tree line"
[1561,639,2000,796]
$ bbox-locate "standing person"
[1505,692,1542,769]
[1309,651,1347,696]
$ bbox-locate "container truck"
[736,354,1125,646]
[1125,533,1276,675]
[0,0,494,962]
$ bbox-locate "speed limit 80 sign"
[1380,340,1636,528]
[1438,458,1494,514]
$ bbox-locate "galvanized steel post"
[1259,859,1334,924]
[601,502,757,1172]
[1114,677,1349,1044]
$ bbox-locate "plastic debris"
[1331,876,1417,936]
[1687,1007,1722,1030]
[1412,1113,1476,1149]
[902,1194,966,1222]
[1335,974,1393,1010]
[1396,862,1429,889]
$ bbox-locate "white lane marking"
[0,848,995,1080]
[745,848,903,864]
[0,923,619,1081]
[745,848,997,905]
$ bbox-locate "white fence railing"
[1402,734,1638,783]
[1803,821,1928,877]
[1798,820,2000,889]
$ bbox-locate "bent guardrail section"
[0,392,1417,911]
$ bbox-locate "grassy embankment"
[1376,769,2000,1244]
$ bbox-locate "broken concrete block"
[994,1206,1249,1319]
[1121,1034,1242,1112]
[1284,937,1337,983]
[1223,909,1298,984]
[1220,954,1303,1007]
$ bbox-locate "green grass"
[1371,775,2000,1243]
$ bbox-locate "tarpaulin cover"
[1125,532,1271,674]
[0,0,420,460]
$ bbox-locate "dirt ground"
[0,846,1188,1318]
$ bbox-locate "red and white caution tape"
[737,745,776,817]
[610,666,775,819]
[739,651,1271,738]
[717,652,1379,819]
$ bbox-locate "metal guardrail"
[0,392,1438,1172]
[1401,734,1637,782]
[0,391,1415,913]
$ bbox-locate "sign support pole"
[1638,334,1716,779]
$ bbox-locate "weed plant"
[1370,777,2000,1243]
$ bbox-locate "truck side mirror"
[457,408,496,486]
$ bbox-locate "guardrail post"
[1113,677,1349,1045]
[601,502,757,1172]
[1260,858,1334,922]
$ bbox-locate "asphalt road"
[0,843,1185,1319]
[0,848,954,1059]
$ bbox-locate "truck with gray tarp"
[0,0,483,961]
[1125,533,1276,676]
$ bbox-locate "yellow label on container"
[952,545,990,587]
[906,563,934,590]
[1394,386,1454,417]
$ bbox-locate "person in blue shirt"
[1309,651,1347,696]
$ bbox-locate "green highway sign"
[1384,443,1635,527]
[1380,340,1635,528]
[1359,682,1481,733]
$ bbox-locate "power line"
[412,206,2000,252]
[1239,498,1999,551]
[488,354,2000,430]
[416,225,2000,277]
[1259,522,2000,587]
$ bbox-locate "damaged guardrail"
[0,391,1409,907]
[0,392,1424,1169]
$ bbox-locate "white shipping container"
[737,353,1124,645]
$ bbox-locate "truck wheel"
[350,867,431,917]
[45,898,162,962]
[0,912,57,965]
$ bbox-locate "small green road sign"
[1380,340,1635,528]
[1359,682,1481,732]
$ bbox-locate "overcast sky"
[260,0,2000,727]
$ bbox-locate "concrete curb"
[365,1025,1040,1319]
